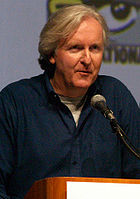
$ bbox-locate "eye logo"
[47,0,139,34]
[47,0,140,64]
[98,2,137,33]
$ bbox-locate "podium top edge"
[37,177,140,184]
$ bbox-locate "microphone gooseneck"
[91,94,140,160]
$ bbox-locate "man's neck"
[50,78,88,98]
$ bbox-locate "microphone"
[90,94,116,121]
[90,94,140,159]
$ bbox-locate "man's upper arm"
[0,89,17,197]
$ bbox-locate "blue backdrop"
[0,0,140,105]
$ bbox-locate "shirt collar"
[43,70,60,104]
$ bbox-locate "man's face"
[50,17,104,96]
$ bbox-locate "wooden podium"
[24,177,140,199]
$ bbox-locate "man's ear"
[49,56,56,64]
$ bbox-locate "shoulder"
[98,75,125,86]
[96,75,138,109]
[1,73,44,92]
[97,75,131,95]
[96,75,139,123]
[0,73,45,105]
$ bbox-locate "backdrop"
[1,0,140,105]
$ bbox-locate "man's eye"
[90,45,98,50]
[70,45,82,50]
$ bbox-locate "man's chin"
[73,82,92,89]
[76,77,98,88]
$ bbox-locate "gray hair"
[38,4,109,71]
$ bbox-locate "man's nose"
[81,49,91,67]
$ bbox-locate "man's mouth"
[78,70,92,74]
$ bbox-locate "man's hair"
[38,4,109,73]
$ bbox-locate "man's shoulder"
[0,73,45,103]
[96,75,133,102]
[1,74,43,93]
[98,75,123,84]
[98,75,127,90]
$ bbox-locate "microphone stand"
[110,119,140,160]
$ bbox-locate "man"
[0,4,139,199]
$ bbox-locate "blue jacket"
[0,71,139,198]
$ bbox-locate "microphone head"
[90,94,106,107]
[90,94,108,115]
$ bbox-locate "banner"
[0,0,139,105]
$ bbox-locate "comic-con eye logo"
[47,0,140,33]
[47,0,140,64]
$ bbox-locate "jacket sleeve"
[0,87,17,198]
